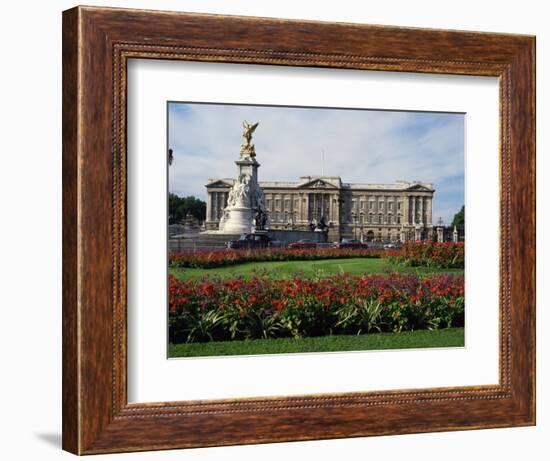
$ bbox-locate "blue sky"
[168,102,464,224]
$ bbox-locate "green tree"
[169,193,207,224]
[451,205,465,228]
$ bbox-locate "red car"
[288,239,317,249]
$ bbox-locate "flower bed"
[387,242,464,269]
[169,272,464,344]
[169,247,382,269]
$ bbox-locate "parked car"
[384,242,402,249]
[288,239,317,249]
[336,238,368,249]
[227,233,271,249]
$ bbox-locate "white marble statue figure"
[227,184,238,208]
[226,173,251,208]
[219,209,229,227]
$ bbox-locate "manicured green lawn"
[169,327,464,358]
[170,257,463,281]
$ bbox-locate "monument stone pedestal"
[218,156,264,234]
[218,205,255,234]
[202,121,269,236]
[436,226,444,242]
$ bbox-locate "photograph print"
[167,102,465,358]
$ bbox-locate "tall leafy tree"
[169,193,207,224]
[451,205,465,228]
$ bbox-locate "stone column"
[418,196,423,225]
[218,192,224,219]
[411,196,416,225]
[212,192,217,221]
[426,197,432,226]
[313,194,317,220]
[334,193,340,223]
[403,194,409,225]
[424,197,428,225]
[206,191,212,223]
[213,192,217,220]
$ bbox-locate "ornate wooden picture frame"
[62,6,535,455]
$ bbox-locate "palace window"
[397,215,401,224]
[275,199,280,208]
[379,213,383,224]
[274,211,279,221]
[388,215,393,224]
[389,202,393,211]
[284,199,290,209]
[398,201,402,210]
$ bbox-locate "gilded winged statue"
[242,121,259,145]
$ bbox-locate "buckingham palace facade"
[205,176,435,242]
